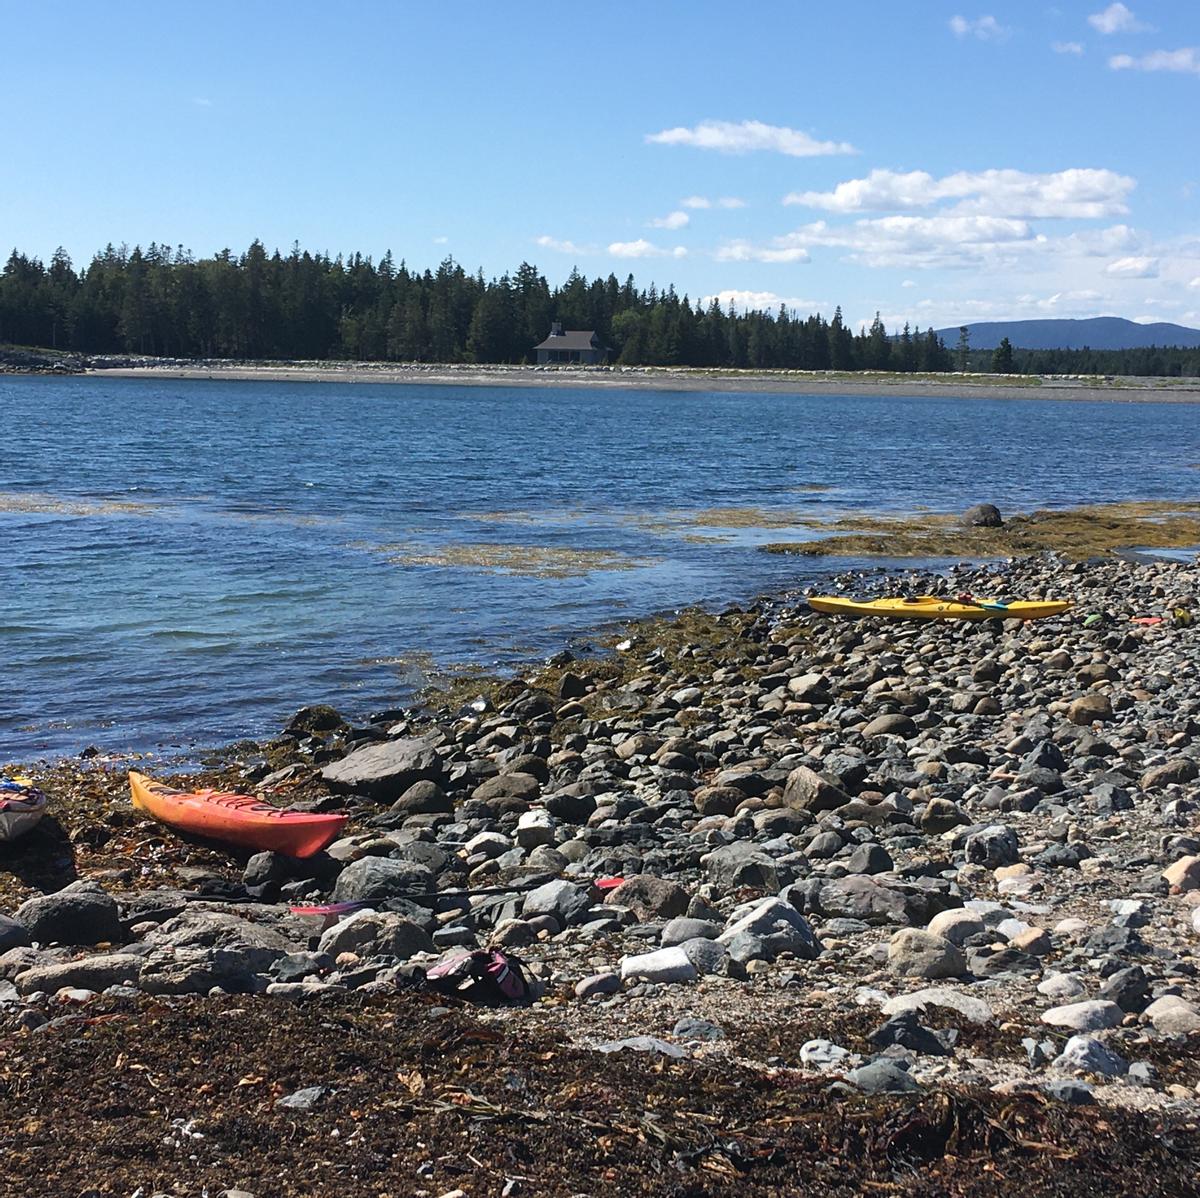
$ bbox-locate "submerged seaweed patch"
[763,501,1200,561]
[364,541,660,578]
[0,490,151,517]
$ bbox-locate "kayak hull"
[129,771,347,858]
[0,787,47,843]
[807,596,1072,622]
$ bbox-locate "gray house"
[533,322,607,365]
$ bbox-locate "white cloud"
[785,167,1135,219]
[703,289,821,313]
[715,240,811,264]
[646,119,857,157]
[1110,48,1200,74]
[949,15,1011,41]
[433,236,449,245]
[649,210,690,230]
[1105,255,1159,277]
[1088,4,1149,35]
[607,239,687,259]
[191,96,213,107]
[1189,277,1200,288]
[902,279,917,288]
[535,234,593,255]
[682,195,747,210]
[716,214,1034,270]
[1053,41,1084,55]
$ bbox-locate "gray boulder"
[703,843,783,891]
[14,882,122,946]
[521,879,592,928]
[143,908,298,952]
[604,875,689,920]
[782,765,852,813]
[717,897,820,963]
[15,952,143,995]
[963,503,1003,527]
[964,824,1020,868]
[888,929,966,979]
[331,857,435,903]
[0,915,31,952]
[317,911,434,959]
[321,736,444,801]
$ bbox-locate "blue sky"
[4,1,1199,331]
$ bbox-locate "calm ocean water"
[2,375,1197,762]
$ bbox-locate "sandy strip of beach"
[80,362,1200,402]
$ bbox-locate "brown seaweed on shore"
[763,501,1200,560]
[1,992,1196,1198]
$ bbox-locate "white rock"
[1191,906,1200,936]
[996,918,1033,941]
[1052,1035,1129,1078]
[1053,917,1089,937]
[799,1039,855,1069]
[463,831,512,857]
[1038,972,1086,999]
[926,909,986,946]
[514,809,556,849]
[1143,995,1200,1036]
[881,986,994,1025]
[619,946,697,985]
[1040,1000,1123,1031]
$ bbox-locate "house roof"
[532,329,601,351]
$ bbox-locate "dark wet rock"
[321,736,445,801]
[389,780,453,816]
[673,1016,725,1041]
[718,897,819,963]
[243,852,292,889]
[14,883,123,947]
[846,843,894,875]
[963,504,1003,527]
[869,1010,952,1056]
[1098,965,1150,1013]
[285,705,346,736]
[330,857,435,904]
[0,916,32,953]
[964,824,1020,868]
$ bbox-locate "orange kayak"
[129,771,347,858]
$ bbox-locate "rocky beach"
[3,548,1200,1196]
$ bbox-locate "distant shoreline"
[6,358,1200,401]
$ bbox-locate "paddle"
[955,592,1009,612]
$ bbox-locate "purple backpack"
[424,949,532,1005]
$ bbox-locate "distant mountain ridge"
[932,317,1200,351]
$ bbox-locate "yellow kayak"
[807,595,1073,621]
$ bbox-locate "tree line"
[1,242,1196,376]
[0,241,950,370]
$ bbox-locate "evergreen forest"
[2,242,1197,377]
